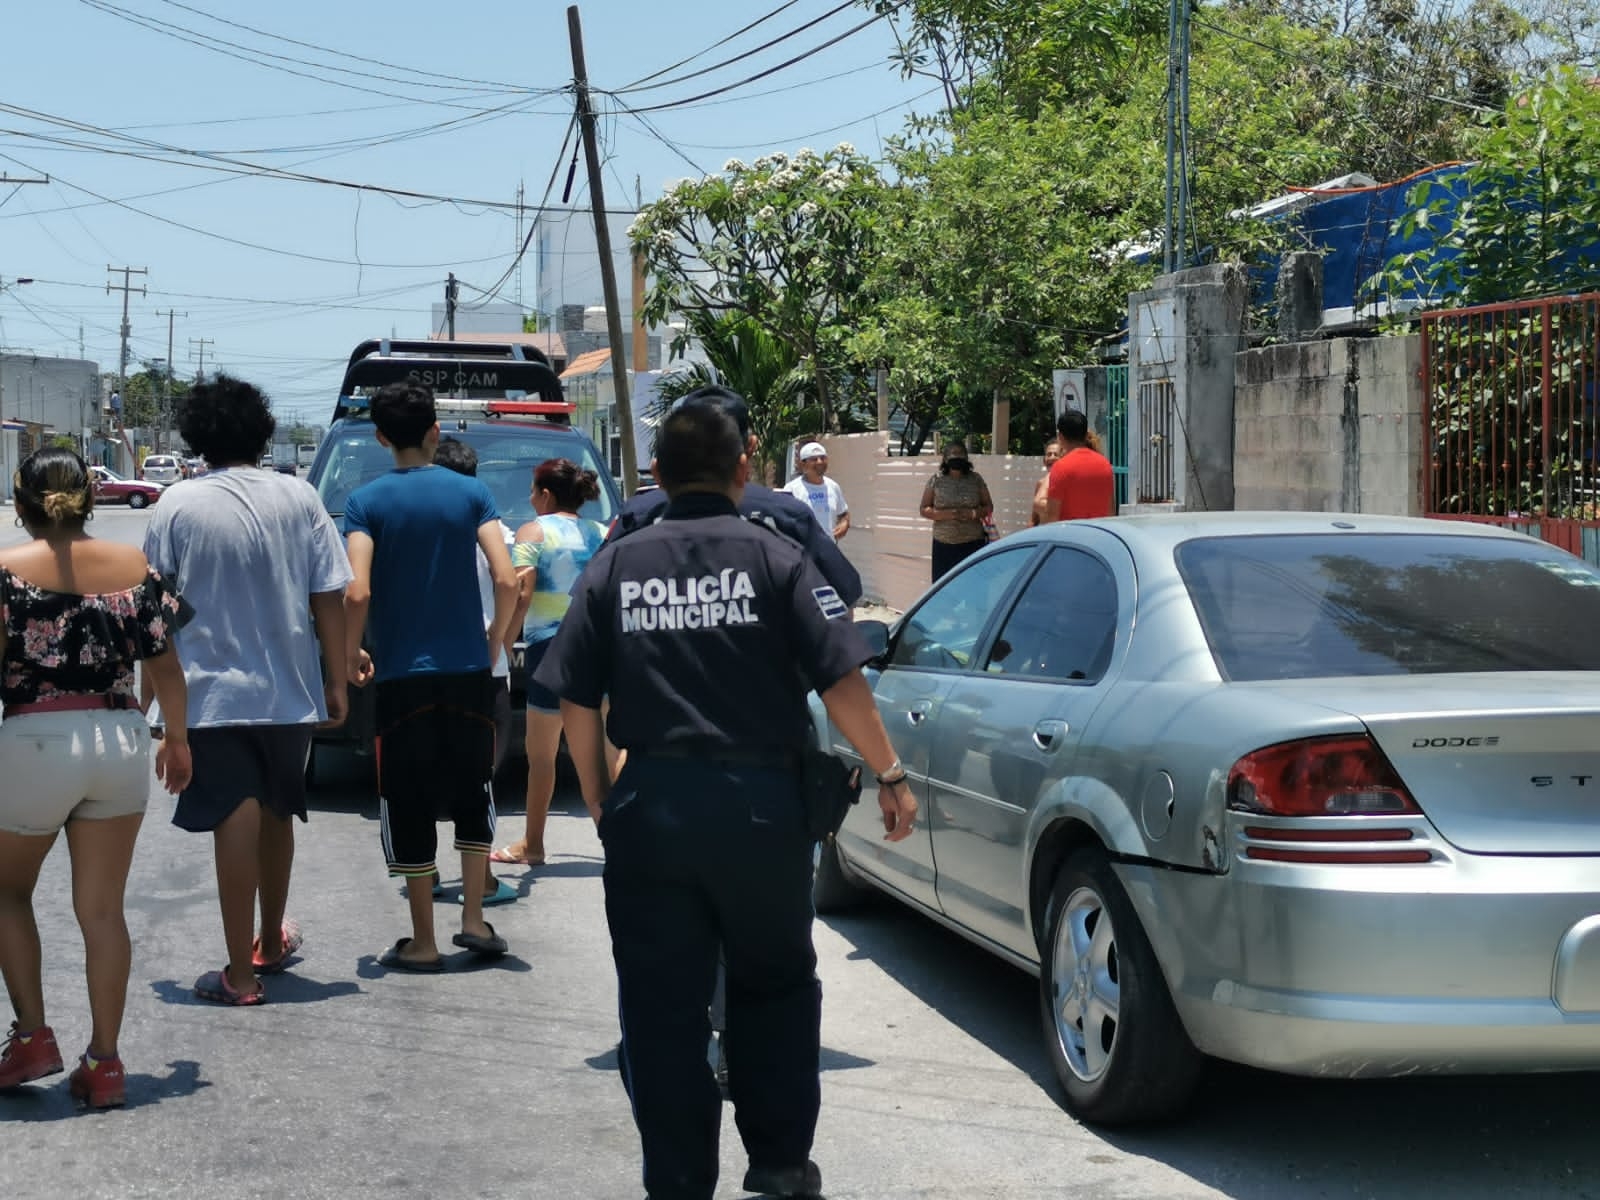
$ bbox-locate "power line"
[0,149,519,269]
[620,0,808,91]
[617,0,862,95]
[150,0,547,92]
[628,85,945,153]
[76,0,549,104]
[608,5,907,115]
[0,99,555,213]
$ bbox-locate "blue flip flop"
[460,878,517,907]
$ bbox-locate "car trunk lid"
[1244,674,1600,854]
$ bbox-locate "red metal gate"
[1421,292,1600,558]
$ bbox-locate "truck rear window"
[314,424,616,528]
[1176,533,1600,680]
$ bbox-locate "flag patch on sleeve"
[812,586,848,620]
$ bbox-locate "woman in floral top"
[0,448,192,1111]
[920,440,995,582]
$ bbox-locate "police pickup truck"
[304,338,620,783]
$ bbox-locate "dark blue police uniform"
[536,491,871,1200]
[610,481,864,606]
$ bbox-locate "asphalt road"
[4,506,1600,1199]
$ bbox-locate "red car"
[90,465,163,510]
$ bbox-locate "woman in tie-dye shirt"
[490,459,608,866]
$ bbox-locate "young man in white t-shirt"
[435,438,518,909]
[782,441,849,542]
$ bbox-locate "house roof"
[560,348,615,379]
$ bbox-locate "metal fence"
[1106,364,1130,507]
[1421,292,1600,557]
[1136,376,1177,503]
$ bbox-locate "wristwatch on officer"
[876,758,908,787]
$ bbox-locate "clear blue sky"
[0,1,939,423]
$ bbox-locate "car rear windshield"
[313,423,616,528]
[1176,533,1600,680]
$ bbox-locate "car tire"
[1038,848,1201,1125]
[128,492,148,510]
[812,835,870,914]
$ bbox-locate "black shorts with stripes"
[375,669,497,877]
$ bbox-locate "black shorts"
[172,725,315,833]
[521,638,561,715]
[376,670,497,877]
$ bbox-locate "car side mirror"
[857,619,891,665]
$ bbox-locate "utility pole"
[1162,0,1193,274]
[156,309,185,452]
[445,273,459,340]
[514,180,526,310]
[189,336,214,383]
[106,265,148,400]
[568,4,637,497]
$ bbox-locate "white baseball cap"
[799,441,827,459]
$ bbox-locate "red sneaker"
[68,1052,125,1110]
[0,1023,63,1090]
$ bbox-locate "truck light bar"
[341,396,575,418]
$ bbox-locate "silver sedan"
[812,513,1600,1124]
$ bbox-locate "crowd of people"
[0,374,1110,1197]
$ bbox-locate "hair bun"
[41,489,88,522]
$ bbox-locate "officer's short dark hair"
[655,398,744,492]
[675,386,750,441]
[372,381,437,450]
[433,436,477,477]
[1058,408,1089,442]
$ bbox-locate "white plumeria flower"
[756,205,778,221]
[723,158,748,173]
[835,141,857,156]
[797,201,820,219]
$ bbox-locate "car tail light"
[1229,735,1418,817]
[1229,735,1431,864]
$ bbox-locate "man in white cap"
[783,441,849,542]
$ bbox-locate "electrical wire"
[0,149,515,269]
[608,5,906,115]
[617,1,861,95]
[630,84,945,152]
[150,0,546,93]
[620,0,808,91]
[74,0,543,110]
[456,109,580,311]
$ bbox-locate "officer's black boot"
[741,1160,823,1198]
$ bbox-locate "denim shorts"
[0,709,151,835]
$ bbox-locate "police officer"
[609,385,863,606]
[535,398,917,1200]
[610,385,858,1095]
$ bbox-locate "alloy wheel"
[1050,885,1121,1082]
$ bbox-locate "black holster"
[799,747,862,842]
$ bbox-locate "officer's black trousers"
[602,756,821,1200]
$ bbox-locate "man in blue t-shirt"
[343,381,519,972]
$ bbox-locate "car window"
[312,423,616,527]
[889,547,1033,672]
[1177,533,1600,680]
[984,547,1118,682]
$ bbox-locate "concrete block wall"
[1234,334,1423,516]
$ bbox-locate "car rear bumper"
[1121,852,1600,1077]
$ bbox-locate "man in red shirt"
[1045,409,1115,521]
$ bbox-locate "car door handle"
[1032,719,1069,752]
[906,700,933,727]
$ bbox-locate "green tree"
[653,314,817,481]
[629,145,886,430]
